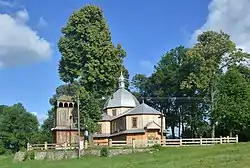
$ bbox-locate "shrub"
[4,150,12,156]
[29,151,35,160]
[0,146,6,155]
[100,147,109,157]
[151,144,162,151]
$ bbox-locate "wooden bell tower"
[51,95,78,144]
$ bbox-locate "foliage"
[54,4,131,135]
[214,66,250,136]
[131,74,149,98]
[100,147,109,157]
[29,151,35,160]
[131,31,250,139]
[0,103,39,153]
[58,4,128,97]
[151,144,162,151]
[180,30,250,137]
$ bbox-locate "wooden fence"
[137,136,238,147]
[27,136,238,151]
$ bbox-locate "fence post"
[84,140,88,149]
[180,137,182,146]
[27,143,30,151]
[108,139,112,147]
[220,136,222,144]
[200,137,202,145]
[236,135,238,143]
[44,142,48,150]
[132,139,135,149]
[227,136,229,143]
[64,142,67,150]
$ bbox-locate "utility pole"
[161,109,164,141]
[158,108,164,145]
[211,88,215,138]
[77,93,81,158]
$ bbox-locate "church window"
[112,109,117,116]
[132,117,137,128]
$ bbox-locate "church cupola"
[118,71,125,89]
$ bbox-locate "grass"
[1,143,250,168]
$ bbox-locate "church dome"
[103,72,140,109]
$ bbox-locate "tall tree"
[58,5,128,97]
[57,5,130,133]
[131,74,149,99]
[0,103,39,153]
[215,66,250,137]
[181,30,249,137]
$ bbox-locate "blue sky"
[1,0,248,123]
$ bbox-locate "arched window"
[69,103,73,108]
[64,103,68,107]
[59,102,63,107]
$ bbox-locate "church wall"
[142,114,165,128]
[112,134,126,141]
[110,116,126,134]
[125,114,165,131]
[107,107,132,116]
[146,129,161,140]
[99,121,110,134]
[126,115,143,129]
[126,133,146,144]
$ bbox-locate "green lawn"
[1,143,250,168]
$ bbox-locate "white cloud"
[15,9,29,23]
[190,0,250,53]
[0,10,52,68]
[37,16,47,27]
[0,0,14,8]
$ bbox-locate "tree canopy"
[58,5,129,97]
[0,103,40,154]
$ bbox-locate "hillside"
[1,143,249,168]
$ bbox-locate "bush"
[100,147,109,157]
[0,146,6,155]
[29,151,35,160]
[151,144,162,151]
[4,150,12,156]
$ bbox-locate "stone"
[13,148,151,162]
